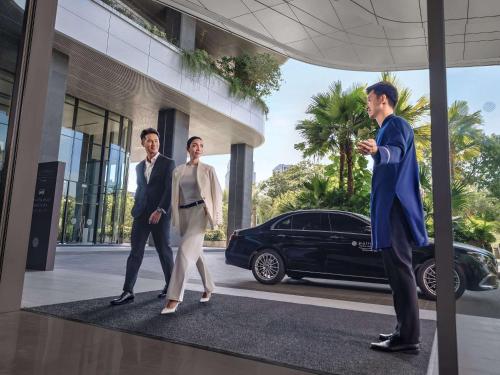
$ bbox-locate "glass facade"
[58,95,132,245]
[0,0,27,213]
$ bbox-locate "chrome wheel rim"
[423,264,460,296]
[255,253,280,280]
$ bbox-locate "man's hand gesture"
[357,139,378,156]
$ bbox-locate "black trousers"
[381,199,420,344]
[123,213,174,293]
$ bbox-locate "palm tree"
[296,74,430,197]
[380,72,430,125]
[295,82,370,196]
[380,72,431,161]
[297,175,333,208]
[447,100,483,181]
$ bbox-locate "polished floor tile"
[0,311,311,375]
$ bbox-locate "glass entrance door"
[58,95,132,245]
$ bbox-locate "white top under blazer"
[171,161,223,230]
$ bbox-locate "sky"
[128,59,500,192]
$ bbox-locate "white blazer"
[171,161,223,230]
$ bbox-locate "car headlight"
[467,252,486,263]
[467,251,497,272]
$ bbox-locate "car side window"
[291,213,330,231]
[330,214,367,233]
[274,217,292,230]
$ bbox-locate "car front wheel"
[251,249,286,284]
[416,258,466,300]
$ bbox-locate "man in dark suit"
[111,128,176,305]
[358,82,428,353]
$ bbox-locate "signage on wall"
[26,162,65,271]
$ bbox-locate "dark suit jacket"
[131,154,176,219]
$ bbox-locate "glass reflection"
[0,0,27,212]
[58,95,131,244]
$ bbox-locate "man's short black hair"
[366,81,398,108]
[140,127,159,141]
[187,136,202,149]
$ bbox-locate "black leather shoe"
[370,338,420,353]
[158,285,168,298]
[110,291,134,305]
[379,332,396,341]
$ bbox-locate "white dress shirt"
[144,152,160,184]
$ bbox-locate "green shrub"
[100,0,175,44]
[204,229,226,241]
[453,217,496,251]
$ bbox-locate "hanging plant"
[182,49,282,115]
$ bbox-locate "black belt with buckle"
[179,199,205,209]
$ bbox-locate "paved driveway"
[46,247,500,319]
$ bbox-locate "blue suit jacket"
[131,154,176,219]
[370,114,428,250]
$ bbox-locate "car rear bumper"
[225,240,251,269]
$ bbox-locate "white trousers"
[166,204,215,302]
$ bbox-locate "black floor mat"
[25,290,436,375]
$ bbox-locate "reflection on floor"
[0,311,309,375]
[9,247,500,374]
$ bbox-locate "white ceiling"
[156,0,500,71]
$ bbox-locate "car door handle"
[277,234,286,238]
[329,235,342,239]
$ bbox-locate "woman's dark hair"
[140,127,160,141]
[366,81,398,108]
[187,136,202,149]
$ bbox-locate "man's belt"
[179,199,205,209]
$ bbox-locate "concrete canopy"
[157,0,500,71]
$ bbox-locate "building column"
[38,49,68,163]
[179,13,196,52]
[25,50,68,270]
[0,0,58,313]
[162,8,195,51]
[156,108,190,246]
[427,0,458,373]
[227,144,254,240]
[157,108,189,165]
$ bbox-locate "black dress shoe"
[158,285,168,298]
[379,332,396,341]
[370,338,420,353]
[110,291,134,305]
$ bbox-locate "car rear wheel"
[251,249,286,284]
[416,258,466,300]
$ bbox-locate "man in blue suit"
[357,82,428,353]
[111,128,176,305]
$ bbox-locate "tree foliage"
[255,73,498,249]
[259,161,325,200]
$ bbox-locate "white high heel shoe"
[161,302,180,314]
[200,292,212,303]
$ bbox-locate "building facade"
[18,0,279,245]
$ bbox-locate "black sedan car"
[225,209,499,300]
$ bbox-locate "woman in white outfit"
[161,136,223,314]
